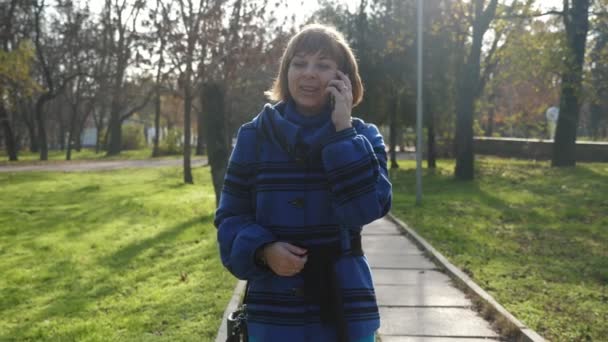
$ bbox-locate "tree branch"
[496,10,563,19]
[120,87,155,122]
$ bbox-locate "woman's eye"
[292,61,306,68]
[317,64,331,70]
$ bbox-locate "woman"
[215,24,392,342]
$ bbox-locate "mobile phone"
[328,72,341,110]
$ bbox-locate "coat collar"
[256,101,335,164]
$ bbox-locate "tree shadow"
[0,214,215,341]
[103,214,213,269]
[390,163,607,288]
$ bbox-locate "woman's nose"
[302,64,316,77]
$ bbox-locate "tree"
[587,5,608,139]
[454,0,499,180]
[164,0,220,183]
[552,0,591,166]
[149,0,171,157]
[198,0,282,199]
[32,0,82,160]
[423,0,465,168]
[104,0,151,156]
[202,82,228,205]
[479,18,562,139]
[0,0,37,161]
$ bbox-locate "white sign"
[546,107,559,122]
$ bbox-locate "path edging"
[215,280,246,342]
[387,212,545,342]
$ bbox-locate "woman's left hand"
[326,70,353,132]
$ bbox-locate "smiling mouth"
[299,86,320,95]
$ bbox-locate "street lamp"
[416,0,423,205]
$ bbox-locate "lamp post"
[416,0,424,205]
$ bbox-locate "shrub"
[121,124,146,150]
[158,128,183,155]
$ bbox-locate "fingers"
[284,243,307,256]
[266,242,308,277]
[336,70,352,90]
[277,253,306,277]
[327,79,349,93]
[326,85,341,100]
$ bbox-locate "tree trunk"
[95,126,101,154]
[589,104,601,140]
[552,0,590,167]
[389,95,399,169]
[58,117,66,151]
[202,82,229,206]
[66,129,73,160]
[454,0,498,180]
[35,95,49,160]
[183,81,193,184]
[427,112,436,169]
[0,101,18,161]
[74,109,89,152]
[152,29,165,158]
[27,120,39,152]
[486,106,495,137]
[196,109,205,156]
[66,106,78,160]
[94,102,106,154]
[106,104,122,155]
[182,33,195,184]
[106,50,127,156]
[21,101,39,152]
[152,88,161,157]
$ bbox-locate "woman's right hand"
[262,242,308,277]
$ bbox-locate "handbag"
[225,282,249,342]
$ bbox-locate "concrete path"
[0,157,207,173]
[363,218,501,341]
[217,216,545,341]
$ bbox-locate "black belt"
[300,232,363,342]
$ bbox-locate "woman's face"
[287,51,338,116]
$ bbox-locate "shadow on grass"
[104,214,214,269]
[390,163,607,286]
[0,214,215,341]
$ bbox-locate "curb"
[387,213,545,342]
[215,280,247,342]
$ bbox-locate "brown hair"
[265,24,364,107]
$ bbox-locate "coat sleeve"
[215,124,276,280]
[321,123,392,226]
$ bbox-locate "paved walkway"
[218,216,519,341]
[363,218,500,341]
[0,158,207,173]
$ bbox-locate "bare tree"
[150,0,172,157]
[104,0,151,156]
[170,0,213,183]
[32,0,83,160]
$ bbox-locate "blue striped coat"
[215,101,392,341]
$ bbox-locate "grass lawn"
[390,157,607,341]
[0,166,235,341]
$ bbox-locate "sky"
[266,0,566,20]
[87,0,566,20]
[286,0,565,18]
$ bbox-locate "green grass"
[390,157,607,342]
[0,166,235,341]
